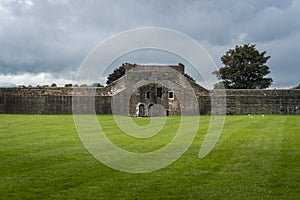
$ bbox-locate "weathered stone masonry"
[0,88,112,114]
[203,89,300,115]
[0,87,299,115]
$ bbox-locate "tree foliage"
[106,65,125,85]
[213,44,273,89]
[92,82,104,87]
[293,83,300,89]
[64,83,73,88]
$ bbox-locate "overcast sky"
[0,0,299,88]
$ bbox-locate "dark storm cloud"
[0,0,299,87]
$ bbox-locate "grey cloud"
[0,0,299,87]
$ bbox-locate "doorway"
[138,104,145,117]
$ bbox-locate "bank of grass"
[0,114,299,199]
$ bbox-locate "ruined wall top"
[122,63,185,74]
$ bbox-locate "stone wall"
[0,88,112,114]
[0,88,299,115]
[204,89,300,115]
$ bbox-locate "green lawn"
[0,114,299,199]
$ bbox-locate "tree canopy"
[106,65,125,85]
[92,82,104,87]
[64,83,73,88]
[293,83,300,89]
[213,44,273,89]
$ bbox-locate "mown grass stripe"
[0,114,299,199]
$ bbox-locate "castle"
[0,63,299,115]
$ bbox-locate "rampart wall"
[0,88,299,115]
[202,89,300,115]
[0,88,112,114]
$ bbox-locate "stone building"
[111,63,207,117]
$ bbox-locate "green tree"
[64,83,73,88]
[293,83,300,89]
[92,82,104,87]
[106,65,125,85]
[213,44,273,89]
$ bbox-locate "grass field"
[0,114,299,199]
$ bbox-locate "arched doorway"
[138,104,145,117]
